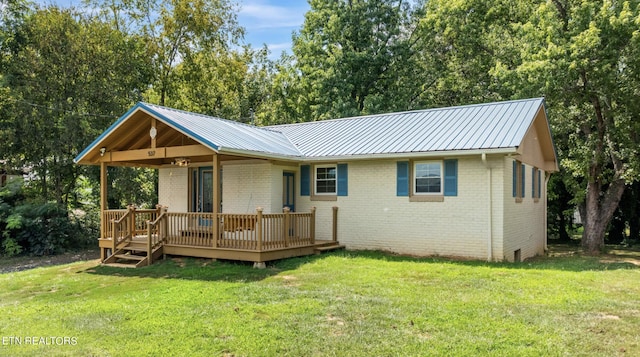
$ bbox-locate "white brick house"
[76,98,557,264]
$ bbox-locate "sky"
[237,0,310,58]
[35,0,310,59]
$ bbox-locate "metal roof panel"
[270,98,546,158]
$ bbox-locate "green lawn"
[1,248,639,356]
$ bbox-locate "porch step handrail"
[145,206,168,266]
[111,205,136,253]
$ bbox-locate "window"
[414,161,442,194]
[301,164,348,199]
[397,160,457,200]
[315,165,337,195]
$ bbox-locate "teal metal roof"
[271,98,546,158]
[75,98,546,163]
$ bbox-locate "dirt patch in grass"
[547,244,640,265]
[0,248,100,274]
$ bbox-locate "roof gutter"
[299,147,518,163]
[217,147,304,162]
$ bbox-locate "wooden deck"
[99,206,342,268]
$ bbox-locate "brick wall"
[157,156,548,261]
[501,157,546,261]
[158,167,189,212]
[297,157,507,260]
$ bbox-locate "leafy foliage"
[0,181,96,256]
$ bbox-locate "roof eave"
[74,103,145,164]
[218,147,304,162]
[298,147,519,162]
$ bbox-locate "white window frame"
[413,161,443,195]
[314,164,337,196]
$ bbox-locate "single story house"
[74,97,557,267]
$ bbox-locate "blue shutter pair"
[300,164,348,196]
[396,160,457,196]
[512,161,526,198]
[531,167,542,198]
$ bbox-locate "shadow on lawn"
[82,253,332,282]
[328,245,640,272]
[82,244,640,281]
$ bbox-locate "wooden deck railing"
[164,212,215,247]
[103,209,127,240]
[103,207,317,252]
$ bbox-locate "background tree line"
[1,0,639,256]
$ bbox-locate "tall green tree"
[288,0,422,121]
[170,46,271,122]
[416,0,536,106]
[0,6,152,204]
[493,0,640,253]
[87,0,244,106]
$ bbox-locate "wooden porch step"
[122,243,148,252]
[114,253,146,261]
[102,262,138,268]
[314,243,345,253]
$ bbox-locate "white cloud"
[267,42,291,52]
[239,1,306,29]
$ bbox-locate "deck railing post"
[283,207,291,247]
[146,224,153,266]
[212,213,218,248]
[256,208,263,251]
[332,206,338,242]
[310,207,316,245]
[162,207,168,243]
[128,205,136,239]
[111,219,117,254]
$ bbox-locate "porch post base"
[253,262,266,269]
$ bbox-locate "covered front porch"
[75,102,343,267]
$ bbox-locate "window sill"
[311,195,337,201]
[410,195,444,202]
[534,198,540,203]
[515,198,523,203]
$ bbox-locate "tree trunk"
[581,179,626,254]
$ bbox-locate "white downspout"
[482,153,493,262]
[544,172,550,252]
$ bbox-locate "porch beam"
[212,153,220,247]
[101,144,213,162]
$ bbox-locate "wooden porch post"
[100,162,107,261]
[256,207,263,251]
[212,153,220,248]
[332,206,338,242]
[100,162,107,239]
[310,207,316,244]
[283,207,291,247]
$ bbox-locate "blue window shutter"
[512,161,517,197]
[532,167,536,198]
[521,163,526,198]
[444,159,458,196]
[538,169,542,198]
[300,165,310,196]
[337,164,348,196]
[396,161,409,196]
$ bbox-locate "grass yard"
[0,247,639,356]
